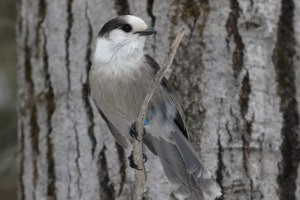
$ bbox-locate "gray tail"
[146,129,221,200]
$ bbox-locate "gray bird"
[89,15,221,200]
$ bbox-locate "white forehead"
[125,15,148,31]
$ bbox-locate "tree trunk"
[17,0,300,199]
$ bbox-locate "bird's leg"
[130,121,146,141]
[128,151,148,170]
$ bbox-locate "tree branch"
[132,27,185,200]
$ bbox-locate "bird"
[89,15,221,200]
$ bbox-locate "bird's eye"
[121,24,132,33]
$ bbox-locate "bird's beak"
[136,28,157,36]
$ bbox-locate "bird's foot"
[130,121,146,141]
[143,153,147,163]
[128,151,147,170]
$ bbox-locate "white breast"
[89,59,152,137]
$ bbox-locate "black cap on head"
[98,15,156,38]
[98,17,128,37]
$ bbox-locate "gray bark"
[17,0,300,200]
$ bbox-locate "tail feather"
[151,137,195,199]
[172,127,222,198]
[146,129,221,200]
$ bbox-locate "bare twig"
[132,27,185,200]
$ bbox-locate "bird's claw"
[143,153,147,163]
[130,122,146,141]
[128,151,147,170]
[128,154,140,170]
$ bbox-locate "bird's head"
[94,15,156,63]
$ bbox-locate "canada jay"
[89,15,221,200]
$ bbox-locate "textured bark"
[17,0,300,200]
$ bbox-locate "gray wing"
[97,108,129,148]
[144,54,189,139]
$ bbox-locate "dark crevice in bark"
[114,0,130,15]
[83,4,97,157]
[215,99,224,199]
[147,0,157,55]
[65,0,74,93]
[98,145,116,199]
[225,121,233,143]
[273,0,300,199]
[147,0,156,27]
[239,72,251,173]
[241,120,252,174]
[147,0,157,54]
[115,142,127,196]
[67,149,71,200]
[65,2,74,198]
[74,124,82,198]
[216,134,224,200]
[19,122,25,200]
[239,72,251,117]
[30,103,39,195]
[35,0,47,57]
[24,30,40,192]
[241,119,253,198]
[257,135,265,199]
[226,0,244,79]
[239,71,253,198]
[45,102,56,200]
[43,32,57,200]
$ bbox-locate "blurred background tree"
[0,0,17,200]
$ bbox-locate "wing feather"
[97,108,129,148]
[145,54,189,139]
